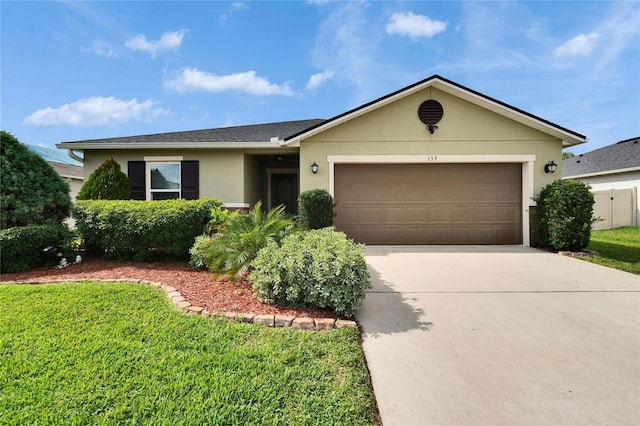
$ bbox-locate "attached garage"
[334,163,522,244]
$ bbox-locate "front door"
[271,173,298,214]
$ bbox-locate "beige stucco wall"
[82,149,247,204]
[300,87,564,199]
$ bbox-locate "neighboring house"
[27,144,84,200]
[57,75,587,246]
[563,137,640,229]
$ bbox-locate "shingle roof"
[563,136,640,177]
[59,119,326,145]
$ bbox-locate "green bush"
[205,202,295,279]
[206,205,237,235]
[0,224,72,273]
[72,198,223,260]
[77,157,130,200]
[0,131,72,228]
[189,234,215,270]
[535,180,595,251]
[250,228,371,316]
[298,189,334,230]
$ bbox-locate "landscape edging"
[0,278,358,331]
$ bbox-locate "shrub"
[189,234,215,270]
[72,198,222,260]
[298,189,334,230]
[535,180,595,251]
[0,224,72,273]
[206,205,237,235]
[205,201,295,279]
[77,157,130,200]
[250,228,371,316]
[0,131,72,228]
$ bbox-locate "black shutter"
[181,160,199,200]
[128,161,146,200]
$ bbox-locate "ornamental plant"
[0,131,72,228]
[298,189,334,230]
[535,179,595,251]
[77,157,130,200]
[204,201,295,279]
[250,228,371,316]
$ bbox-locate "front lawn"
[583,227,640,275]
[0,282,377,425]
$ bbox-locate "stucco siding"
[83,149,246,204]
[300,87,563,196]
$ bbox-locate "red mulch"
[0,259,344,319]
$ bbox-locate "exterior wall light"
[311,162,319,174]
[544,160,558,174]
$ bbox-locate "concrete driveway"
[357,246,640,426]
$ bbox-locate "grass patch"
[0,282,377,425]
[583,227,640,275]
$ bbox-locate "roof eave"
[563,166,640,180]
[56,141,284,150]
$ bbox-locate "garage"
[334,163,522,245]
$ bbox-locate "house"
[27,144,84,200]
[563,137,640,229]
[57,75,587,246]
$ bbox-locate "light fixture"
[544,160,558,174]
[311,161,319,174]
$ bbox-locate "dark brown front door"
[271,173,298,214]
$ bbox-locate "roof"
[27,144,82,166]
[50,162,84,180]
[56,119,326,150]
[285,74,587,147]
[563,136,640,178]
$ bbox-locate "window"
[150,162,181,200]
[128,159,199,201]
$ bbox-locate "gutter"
[67,149,84,164]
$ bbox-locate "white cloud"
[163,68,294,96]
[386,12,447,39]
[23,97,170,127]
[306,70,335,91]
[553,32,600,57]
[219,2,249,24]
[125,29,188,58]
[90,39,118,58]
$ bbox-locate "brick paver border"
[1,278,358,330]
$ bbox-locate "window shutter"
[181,160,199,200]
[128,161,146,200]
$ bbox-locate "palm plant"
[205,201,295,279]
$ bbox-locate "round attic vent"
[417,99,443,134]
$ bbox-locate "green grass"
[582,227,640,275]
[0,282,377,425]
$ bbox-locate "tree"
[0,131,72,228]
[562,151,575,160]
[77,157,130,200]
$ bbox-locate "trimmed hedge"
[0,224,71,273]
[535,180,595,251]
[298,189,334,230]
[72,198,223,260]
[250,228,371,316]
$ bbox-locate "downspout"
[67,149,84,164]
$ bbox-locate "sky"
[1,1,639,156]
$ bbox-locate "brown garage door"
[334,163,522,244]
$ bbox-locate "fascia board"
[56,141,283,150]
[563,166,640,180]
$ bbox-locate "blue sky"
[2,1,639,155]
